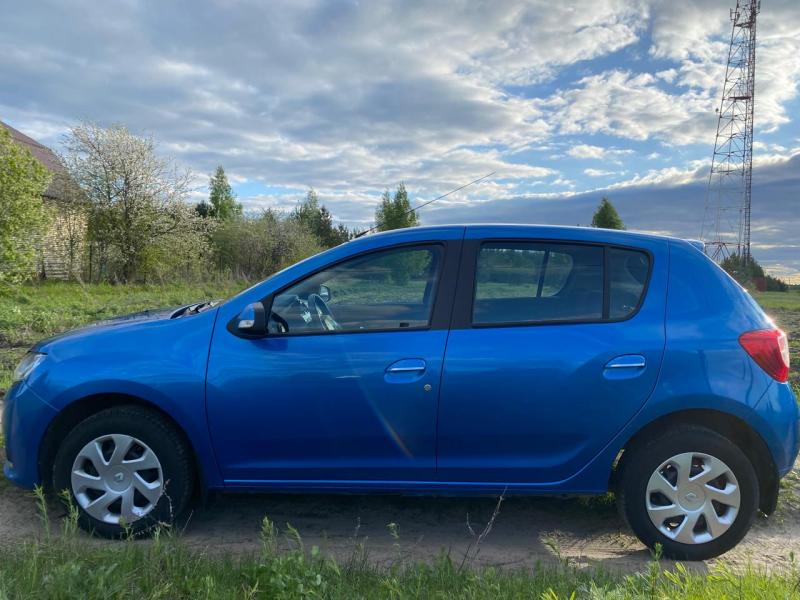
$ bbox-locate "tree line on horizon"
[0,122,420,284]
[0,121,790,289]
[188,167,419,281]
[587,197,788,291]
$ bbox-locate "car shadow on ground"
[9,468,795,574]
[1,431,793,574]
[178,492,709,574]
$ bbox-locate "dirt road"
[2,454,799,573]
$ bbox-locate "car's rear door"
[436,227,667,484]
[206,237,462,484]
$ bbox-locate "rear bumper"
[758,381,800,479]
[783,417,800,479]
[2,380,58,489]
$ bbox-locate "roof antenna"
[354,171,496,238]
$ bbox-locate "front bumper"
[2,380,58,489]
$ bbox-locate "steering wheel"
[308,293,341,331]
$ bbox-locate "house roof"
[1,120,68,200]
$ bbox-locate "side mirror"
[318,284,331,302]
[228,302,267,338]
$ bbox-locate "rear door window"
[472,242,651,325]
[473,243,603,324]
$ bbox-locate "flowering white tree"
[63,122,210,282]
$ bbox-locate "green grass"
[2,496,800,600]
[754,292,800,396]
[753,290,800,311]
[0,280,245,393]
[2,283,800,597]
[3,283,797,396]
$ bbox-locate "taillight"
[739,329,790,383]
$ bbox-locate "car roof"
[358,223,689,246]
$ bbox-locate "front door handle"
[385,358,427,383]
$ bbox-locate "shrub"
[721,254,789,291]
[0,126,52,284]
[211,210,322,280]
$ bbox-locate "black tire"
[617,424,758,561]
[53,405,193,538]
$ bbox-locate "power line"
[354,171,496,238]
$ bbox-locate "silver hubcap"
[71,434,164,525]
[645,452,740,545]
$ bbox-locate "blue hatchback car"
[4,225,797,559]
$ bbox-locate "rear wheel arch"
[38,393,202,496]
[613,408,779,515]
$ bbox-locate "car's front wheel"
[617,424,758,561]
[52,405,193,538]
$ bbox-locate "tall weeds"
[1,491,800,599]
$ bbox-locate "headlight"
[12,352,46,383]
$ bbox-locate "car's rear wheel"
[617,424,758,560]
[53,405,193,538]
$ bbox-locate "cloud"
[423,154,800,279]
[648,0,800,132]
[584,168,617,177]
[463,0,648,85]
[1,0,797,277]
[543,70,718,145]
[567,144,635,160]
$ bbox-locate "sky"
[2,0,798,280]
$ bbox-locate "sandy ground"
[2,432,799,574]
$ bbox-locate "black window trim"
[451,238,653,330]
[255,239,462,338]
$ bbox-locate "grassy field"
[1,282,800,598]
[2,498,800,599]
[758,291,800,395]
[2,282,798,396]
[756,290,800,311]
[0,280,244,393]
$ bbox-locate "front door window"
[269,245,442,334]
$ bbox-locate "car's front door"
[206,241,459,484]
[437,233,667,485]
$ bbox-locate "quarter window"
[608,248,650,319]
[269,245,442,334]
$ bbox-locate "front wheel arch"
[613,409,779,515]
[38,393,203,499]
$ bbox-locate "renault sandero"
[4,225,797,560]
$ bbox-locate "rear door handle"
[603,355,647,379]
[386,358,426,373]
[605,356,646,369]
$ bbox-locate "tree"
[591,197,625,230]
[375,183,419,232]
[63,122,209,282]
[292,189,351,247]
[0,126,52,283]
[720,254,788,291]
[199,166,241,221]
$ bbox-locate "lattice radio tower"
[701,0,760,262]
